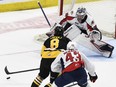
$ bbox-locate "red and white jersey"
[59,13,96,33]
[51,50,96,76]
[48,13,99,40]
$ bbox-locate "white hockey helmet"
[67,41,77,50]
[76,7,87,22]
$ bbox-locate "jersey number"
[66,51,80,62]
[50,39,59,49]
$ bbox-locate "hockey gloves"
[88,73,98,83]
[89,30,102,41]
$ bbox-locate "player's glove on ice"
[88,73,98,83]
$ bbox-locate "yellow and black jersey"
[41,36,71,58]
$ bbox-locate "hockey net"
[58,0,116,39]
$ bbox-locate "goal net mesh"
[58,0,76,16]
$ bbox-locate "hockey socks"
[31,76,43,87]
[44,83,52,87]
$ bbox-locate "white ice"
[0,0,116,87]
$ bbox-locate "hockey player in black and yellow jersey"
[31,26,71,87]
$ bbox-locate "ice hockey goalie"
[35,7,114,58]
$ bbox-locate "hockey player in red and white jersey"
[51,41,98,87]
[35,7,114,58]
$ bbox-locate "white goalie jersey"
[36,11,102,41]
[35,5,102,41]
[58,13,101,40]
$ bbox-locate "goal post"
[58,0,76,16]
[58,0,63,16]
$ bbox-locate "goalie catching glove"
[89,30,102,42]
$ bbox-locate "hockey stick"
[38,1,51,27]
[4,66,39,75]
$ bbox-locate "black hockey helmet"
[54,26,64,36]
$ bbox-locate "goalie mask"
[54,26,64,36]
[67,41,77,50]
[76,7,87,23]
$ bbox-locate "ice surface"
[0,28,116,87]
[0,0,116,87]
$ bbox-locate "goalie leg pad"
[99,44,114,52]
[100,44,114,58]
[91,41,114,58]
[64,24,82,40]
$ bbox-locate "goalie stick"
[4,66,39,75]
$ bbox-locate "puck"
[6,77,10,79]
